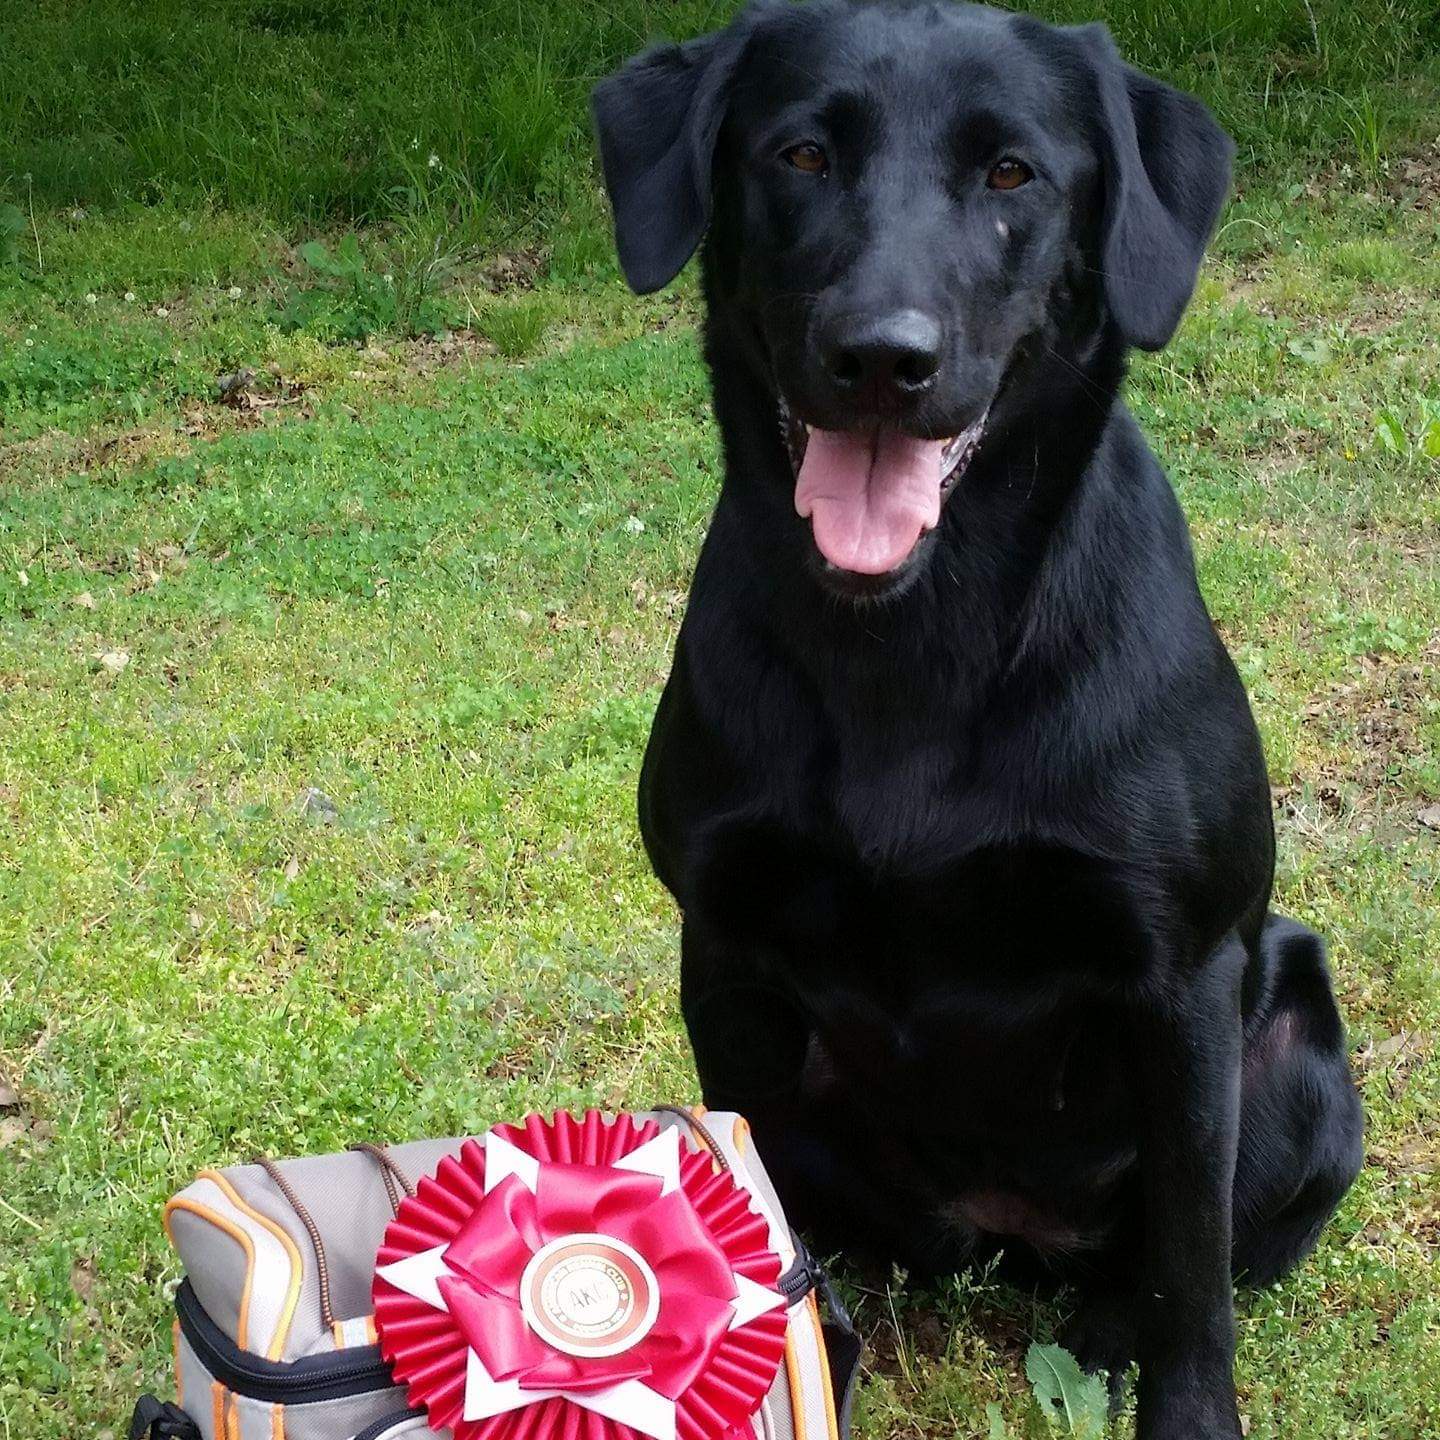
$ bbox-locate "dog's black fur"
[593,4,1363,1435]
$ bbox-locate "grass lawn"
[2,3,1439,1438]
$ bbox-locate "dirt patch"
[1354,1028,1433,1108]
[1384,137,1440,213]
[1346,286,1431,337]
[401,328,498,377]
[1300,650,1438,802]
[477,247,546,293]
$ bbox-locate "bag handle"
[253,1143,421,1333]
[254,1155,338,1330]
[351,1142,418,1213]
[651,1105,731,1173]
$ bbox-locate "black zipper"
[351,1407,428,1440]
[175,1281,395,1403]
[778,1250,818,1303]
[778,1243,855,1333]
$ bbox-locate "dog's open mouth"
[779,402,987,576]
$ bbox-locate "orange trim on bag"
[783,1321,809,1440]
[227,1392,240,1440]
[807,1291,840,1440]
[200,1168,305,1361]
[783,1292,836,1440]
[211,1382,227,1439]
[166,1198,256,1349]
[732,1114,751,1156]
[272,1402,286,1439]
[173,1319,185,1408]
[366,1315,378,1344]
[332,1320,345,1347]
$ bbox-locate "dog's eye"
[783,143,828,175]
[987,158,1033,191]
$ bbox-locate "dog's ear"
[1078,27,1234,350]
[591,25,748,294]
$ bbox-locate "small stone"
[94,649,130,675]
[72,591,97,610]
[217,367,256,400]
[1417,803,1440,831]
[298,787,339,824]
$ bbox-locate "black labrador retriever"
[593,3,1363,1435]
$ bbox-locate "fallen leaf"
[283,855,300,881]
[1025,1343,1109,1438]
[72,590,96,610]
[70,1255,97,1306]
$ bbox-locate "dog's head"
[594,0,1231,591]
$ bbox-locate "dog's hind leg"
[1231,914,1364,1287]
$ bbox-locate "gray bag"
[134,1109,861,1440]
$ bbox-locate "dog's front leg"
[679,918,812,1111]
[1132,938,1246,1440]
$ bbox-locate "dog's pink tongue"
[795,429,945,574]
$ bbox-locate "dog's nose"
[820,309,942,400]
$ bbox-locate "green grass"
[2,0,1438,238]
[3,1,1440,1437]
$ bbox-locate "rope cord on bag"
[254,1155,336,1330]
[351,1142,417,1213]
[652,1105,731,1173]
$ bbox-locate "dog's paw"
[1059,1290,1137,1411]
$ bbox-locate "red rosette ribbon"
[373,1112,789,1440]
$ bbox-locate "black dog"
[593,3,1363,1435]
